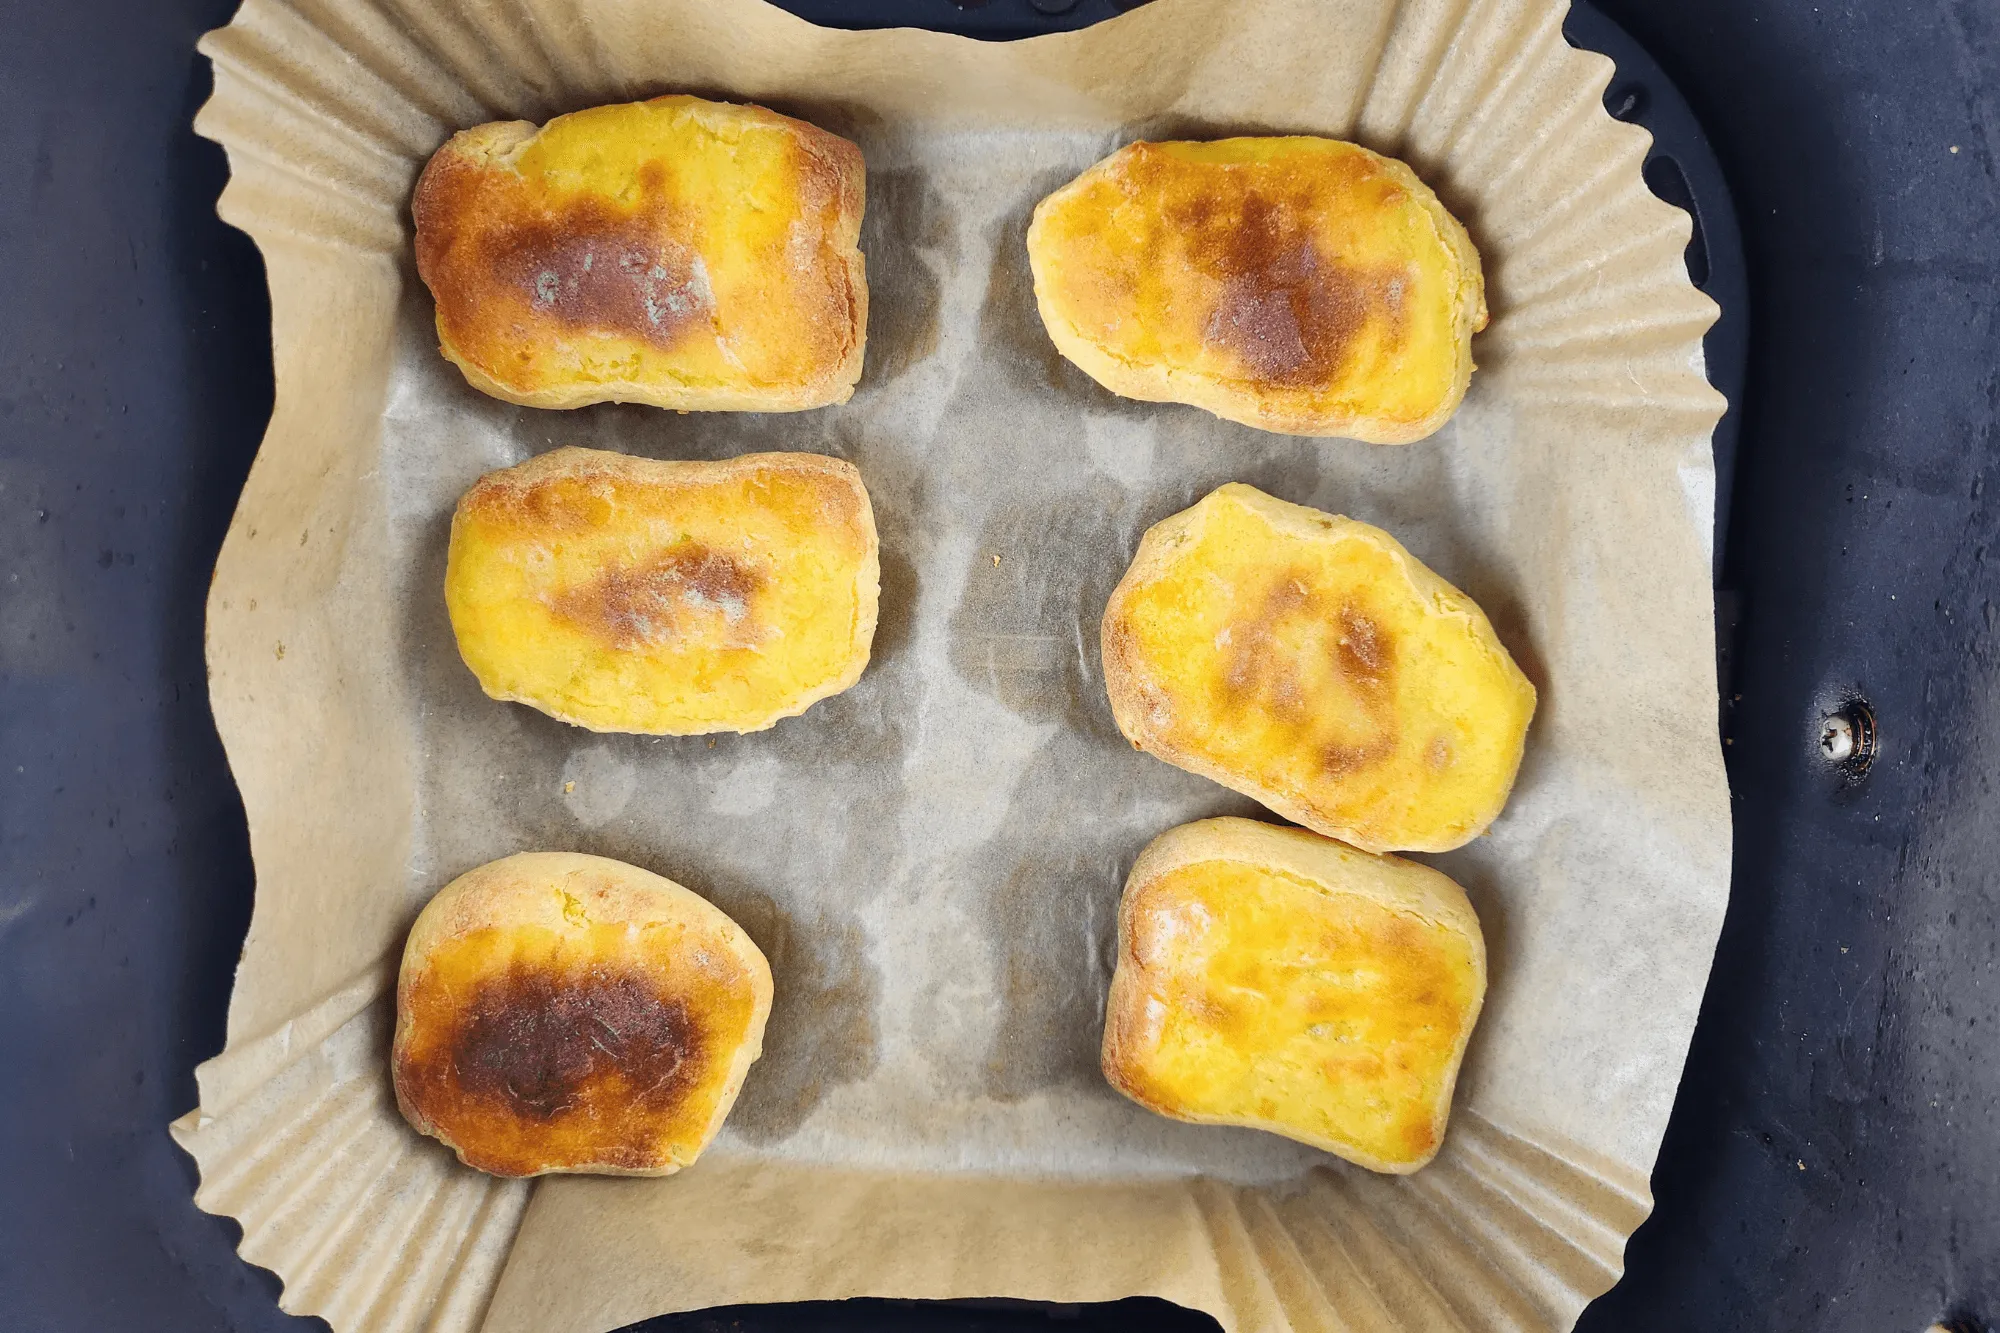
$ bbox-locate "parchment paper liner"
[174,0,1730,1329]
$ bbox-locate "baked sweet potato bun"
[445,446,880,735]
[392,852,773,1178]
[1102,817,1486,1174]
[413,95,866,412]
[1027,138,1484,442]
[1102,483,1534,854]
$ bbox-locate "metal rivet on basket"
[1819,699,1877,776]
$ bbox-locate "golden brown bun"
[413,95,866,412]
[1101,483,1535,854]
[1027,138,1485,442]
[1102,818,1486,1173]
[444,446,880,735]
[392,852,773,1178]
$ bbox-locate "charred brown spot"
[1128,148,1411,388]
[1222,576,1310,700]
[486,196,713,349]
[1335,606,1392,680]
[1218,577,1401,777]
[1323,731,1398,777]
[1322,605,1397,774]
[1197,193,1408,387]
[1221,579,1394,701]
[445,965,703,1122]
[410,115,868,397]
[553,545,764,649]
[414,147,714,353]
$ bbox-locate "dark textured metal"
[1577,0,2000,1330]
[0,3,277,1327]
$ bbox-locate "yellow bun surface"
[1028,138,1484,442]
[445,446,879,735]
[1102,817,1486,1173]
[1102,483,1534,853]
[392,852,773,1178]
[413,95,866,412]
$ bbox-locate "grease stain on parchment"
[706,889,881,1144]
[560,743,638,827]
[947,477,1131,742]
[860,166,953,385]
[976,166,1120,402]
